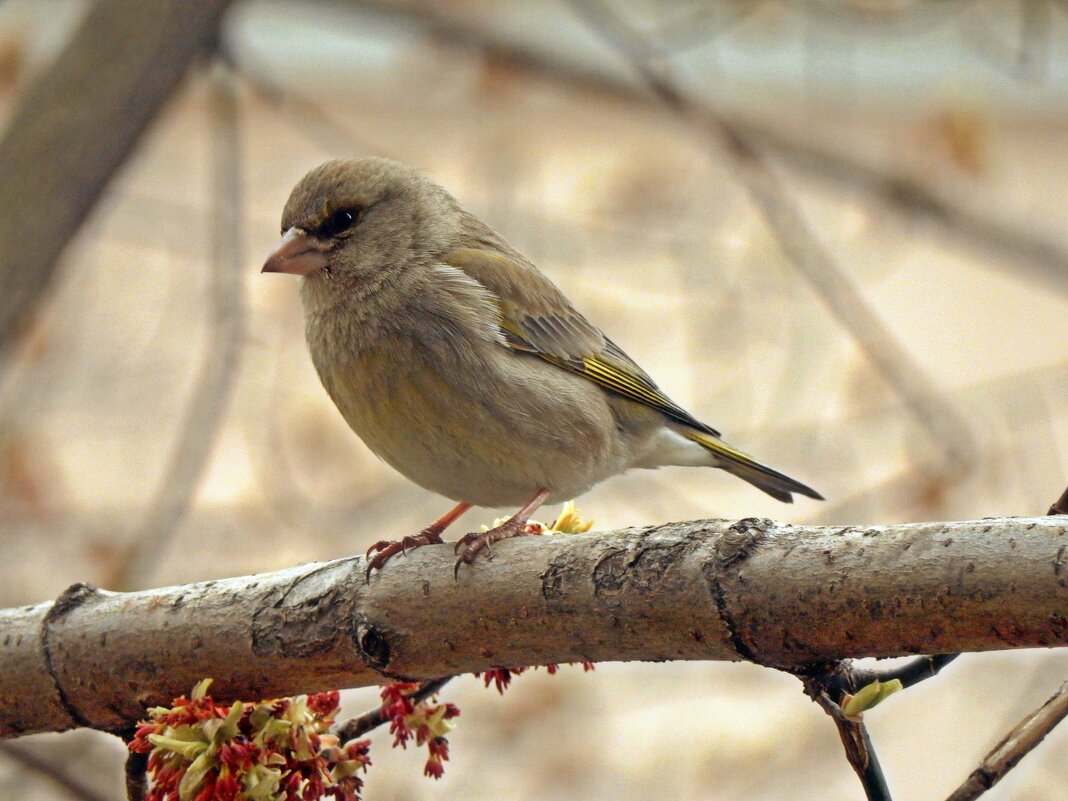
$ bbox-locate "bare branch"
[0,515,1064,739]
[945,680,1068,801]
[334,677,453,742]
[124,749,148,801]
[109,60,247,591]
[0,741,114,801]
[340,0,1068,299]
[0,0,234,358]
[810,691,892,801]
[1050,484,1068,516]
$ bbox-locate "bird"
[262,157,822,576]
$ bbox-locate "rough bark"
[0,0,233,354]
[0,516,1065,739]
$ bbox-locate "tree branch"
[809,691,891,801]
[0,0,233,359]
[945,680,1068,801]
[0,515,1064,739]
[1050,483,1068,515]
[109,60,247,591]
[0,741,114,801]
[827,654,961,700]
[334,677,453,742]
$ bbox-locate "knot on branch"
[251,561,357,659]
[591,540,687,604]
[44,583,104,623]
[354,621,392,672]
[716,517,773,567]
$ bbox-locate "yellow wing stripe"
[686,430,755,466]
[581,356,667,407]
[500,310,712,432]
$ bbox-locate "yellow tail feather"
[686,431,823,503]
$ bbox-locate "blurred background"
[0,1,1067,799]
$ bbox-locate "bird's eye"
[319,208,359,238]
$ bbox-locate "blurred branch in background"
[342,0,1068,299]
[1050,483,1068,514]
[0,741,112,801]
[564,0,978,483]
[0,0,233,364]
[109,61,247,591]
[0,2,1065,799]
[957,0,1051,83]
[734,121,1068,300]
[946,680,1068,801]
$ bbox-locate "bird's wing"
[442,247,719,436]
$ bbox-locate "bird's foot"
[365,527,445,580]
[453,516,535,577]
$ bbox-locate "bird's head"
[262,157,459,284]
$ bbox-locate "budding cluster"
[129,680,370,801]
[378,682,460,779]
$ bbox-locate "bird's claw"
[452,519,531,578]
[453,530,485,554]
[364,529,444,581]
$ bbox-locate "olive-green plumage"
[266,157,822,511]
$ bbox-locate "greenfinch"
[262,158,821,574]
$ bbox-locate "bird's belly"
[314,341,627,508]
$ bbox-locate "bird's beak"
[261,227,329,276]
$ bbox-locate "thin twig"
[110,59,247,591]
[799,648,955,798]
[1049,483,1068,515]
[125,748,148,801]
[334,678,454,743]
[811,689,893,801]
[834,654,960,697]
[564,0,977,482]
[338,0,1068,299]
[945,680,1068,801]
[0,742,114,801]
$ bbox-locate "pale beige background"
[1,2,1066,800]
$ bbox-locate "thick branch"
[0,0,233,356]
[0,516,1064,739]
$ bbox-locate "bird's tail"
[686,430,823,503]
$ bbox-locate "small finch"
[262,158,822,574]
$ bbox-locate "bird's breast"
[304,315,629,507]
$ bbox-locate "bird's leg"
[365,501,472,579]
[454,488,550,575]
